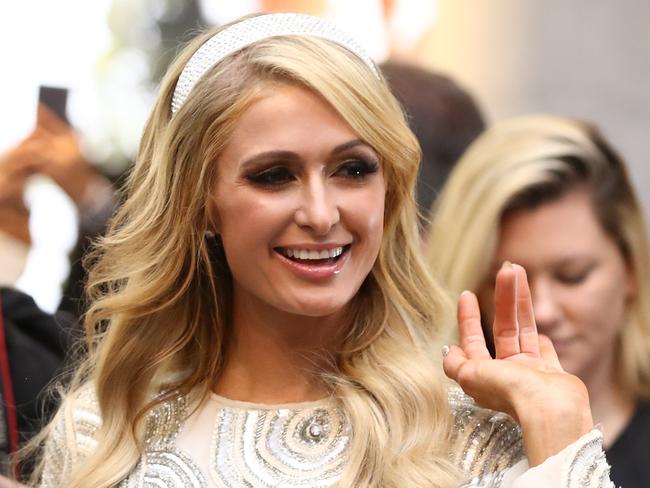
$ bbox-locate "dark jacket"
[0,287,77,473]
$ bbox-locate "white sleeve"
[461,430,614,487]
[510,429,613,487]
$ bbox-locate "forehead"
[497,189,615,260]
[218,83,362,164]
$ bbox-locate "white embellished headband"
[171,13,380,115]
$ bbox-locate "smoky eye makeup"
[334,158,380,179]
[240,150,301,187]
[245,165,295,186]
[240,142,380,187]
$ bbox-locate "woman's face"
[477,189,634,380]
[211,83,385,318]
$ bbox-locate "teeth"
[282,246,344,260]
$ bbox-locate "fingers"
[493,262,520,358]
[514,264,540,356]
[37,103,69,133]
[442,344,468,382]
[457,291,491,360]
[442,344,517,417]
[445,290,491,384]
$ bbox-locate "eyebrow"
[241,139,374,168]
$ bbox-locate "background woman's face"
[477,189,634,381]
[211,83,385,318]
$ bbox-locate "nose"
[530,280,561,332]
[294,177,340,236]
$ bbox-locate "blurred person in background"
[0,104,118,319]
[23,105,118,318]
[427,114,650,487]
[380,61,485,232]
[0,142,33,286]
[0,97,120,482]
[0,106,89,482]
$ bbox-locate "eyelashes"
[334,159,380,179]
[245,159,380,187]
[555,264,596,285]
[246,166,293,186]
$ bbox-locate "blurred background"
[0,0,648,312]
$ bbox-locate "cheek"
[353,189,385,253]
[216,193,288,243]
[567,275,629,335]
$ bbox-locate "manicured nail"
[441,344,450,357]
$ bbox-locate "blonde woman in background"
[427,114,650,487]
[22,15,614,488]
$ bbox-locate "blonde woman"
[428,114,650,487]
[26,16,612,488]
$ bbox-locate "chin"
[558,356,583,378]
[281,294,353,318]
[288,302,348,318]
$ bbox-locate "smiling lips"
[279,246,344,260]
[274,245,350,279]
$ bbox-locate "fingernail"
[441,344,450,357]
[502,260,512,269]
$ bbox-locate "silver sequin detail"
[459,470,507,488]
[123,450,207,488]
[171,13,380,114]
[119,393,205,488]
[300,410,330,443]
[448,387,524,487]
[144,393,186,450]
[210,404,349,487]
[39,384,617,487]
[564,430,614,488]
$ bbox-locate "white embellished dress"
[39,386,613,487]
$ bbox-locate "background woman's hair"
[30,18,460,487]
[427,114,650,400]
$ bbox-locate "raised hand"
[443,262,593,466]
[26,104,96,205]
[0,142,34,209]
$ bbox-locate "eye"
[555,265,594,285]
[246,166,294,186]
[334,159,380,180]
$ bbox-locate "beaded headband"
[171,13,380,114]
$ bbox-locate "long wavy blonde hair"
[31,18,460,487]
[427,114,650,400]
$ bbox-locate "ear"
[206,197,221,235]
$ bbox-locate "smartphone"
[38,85,69,124]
